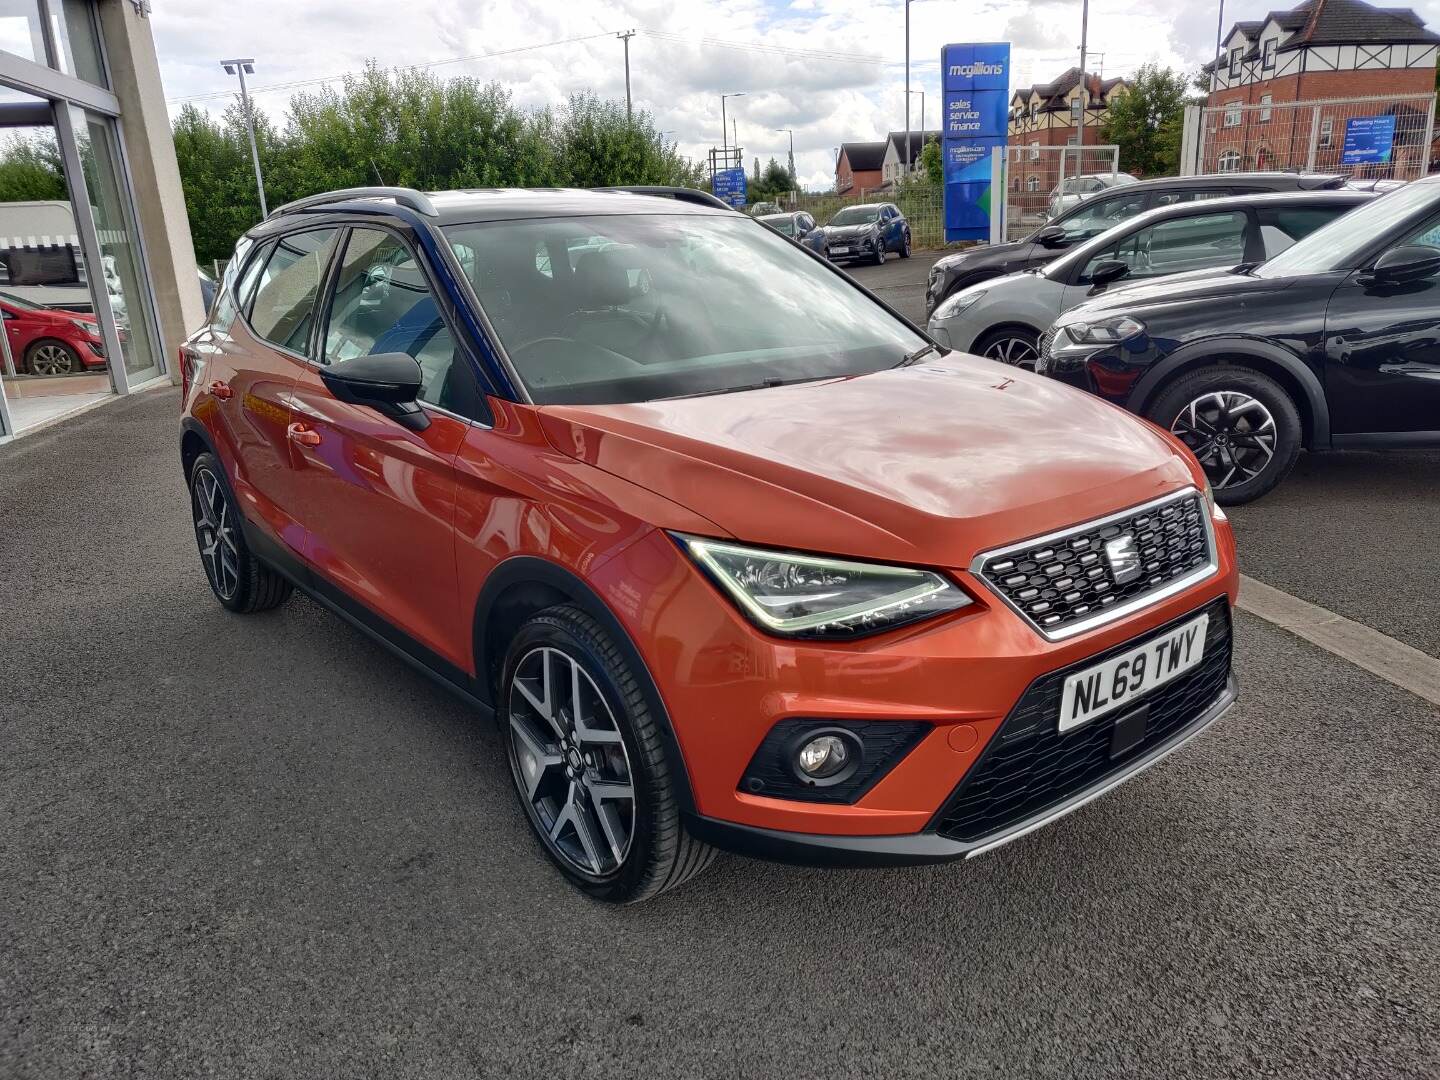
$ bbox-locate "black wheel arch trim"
[472,554,698,813]
[1128,337,1330,449]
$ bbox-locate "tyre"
[25,339,81,376]
[899,230,912,259]
[1146,366,1302,506]
[188,452,293,613]
[972,326,1041,369]
[501,604,717,903]
[871,241,885,266]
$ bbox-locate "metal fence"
[1001,145,1121,241]
[1186,94,1435,181]
[779,185,946,250]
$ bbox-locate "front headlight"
[70,318,98,337]
[1061,316,1145,346]
[933,288,987,321]
[677,535,971,639]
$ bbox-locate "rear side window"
[210,239,267,334]
[247,228,339,355]
[1257,206,1349,259]
[1059,191,1149,241]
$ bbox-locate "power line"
[641,29,890,67]
[167,30,620,104]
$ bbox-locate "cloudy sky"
[151,0,1440,191]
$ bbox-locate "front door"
[1324,217,1440,437]
[285,225,473,670]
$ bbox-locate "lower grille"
[931,597,1232,844]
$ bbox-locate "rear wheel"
[1147,366,1302,505]
[189,452,293,613]
[973,327,1040,369]
[26,339,81,376]
[899,230,912,258]
[501,605,716,903]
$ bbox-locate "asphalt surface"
[852,253,1440,656]
[4,386,1439,1079]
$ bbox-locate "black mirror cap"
[1089,259,1131,286]
[1036,225,1069,248]
[319,352,430,432]
[1368,244,1440,285]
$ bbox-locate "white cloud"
[150,0,1440,191]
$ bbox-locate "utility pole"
[1077,0,1090,152]
[720,91,746,160]
[616,30,635,120]
[904,0,911,174]
[221,58,267,217]
[1214,0,1227,76]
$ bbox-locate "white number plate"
[1058,614,1209,733]
[831,246,851,254]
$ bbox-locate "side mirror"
[1364,245,1440,285]
[1088,260,1131,287]
[319,352,430,432]
[1036,225,1070,249]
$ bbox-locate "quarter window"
[247,229,339,355]
[323,228,462,411]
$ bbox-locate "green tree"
[0,135,66,202]
[920,137,942,185]
[749,157,794,201]
[1099,64,1191,177]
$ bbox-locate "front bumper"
[687,672,1236,866]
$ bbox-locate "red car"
[2,291,106,375]
[179,186,1238,903]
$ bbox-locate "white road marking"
[1238,574,1440,708]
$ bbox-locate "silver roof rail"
[268,186,439,219]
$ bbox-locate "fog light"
[796,734,850,779]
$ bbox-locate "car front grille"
[971,488,1215,640]
[930,596,1232,844]
[1037,327,1056,362]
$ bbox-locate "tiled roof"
[1208,0,1438,67]
[886,130,942,158]
[1011,67,1126,107]
[839,141,886,171]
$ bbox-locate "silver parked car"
[928,190,1374,367]
[1047,172,1139,219]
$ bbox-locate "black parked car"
[758,211,829,257]
[926,172,1346,314]
[824,203,910,264]
[1038,175,1440,505]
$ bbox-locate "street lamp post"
[220,58,267,217]
[904,0,946,173]
[907,89,925,171]
[774,128,796,182]
[720,92,746,158]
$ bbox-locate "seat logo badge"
[1104,534,1142,584]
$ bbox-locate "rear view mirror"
[1088,260,1131,287]
[1036,225,1069,249]
[1365,245,1440,285]
[319,352,430,432]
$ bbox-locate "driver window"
[1081,211,1247,283]
[322,228,460,410]
[1060,192,1149,241]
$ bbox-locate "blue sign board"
[940,42,1010,243]
[1341,114,1396,166]
[712,168,748,207]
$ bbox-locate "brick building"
[834,141,886,196]
[1008,69,1129,195]
[1201,0,1439,176]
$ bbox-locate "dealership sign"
[1340,114,1397,166]
[941,42,1010,243]
[712,167,748,207]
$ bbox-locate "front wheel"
[899,230,912,258]
[973,327,1040,369]
[501,605,717,903]
[1147,366,1302,505]
[26,339,81,376]
[871,241,885,266]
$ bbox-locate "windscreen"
[830,206,881,225]
[1254,183,1437,278]
[443,213,925,405]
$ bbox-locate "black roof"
[886,130,941,158]
[1207,0,1439,68]
[839,140,887,171]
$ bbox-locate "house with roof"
[1201,0,1439,175]
[880,130,942,184]
[834,141,886,195]
[1008,68,1129,152]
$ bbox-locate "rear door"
[285,224,476,668]
[202,228,340,556]
[1324,214,1440,437]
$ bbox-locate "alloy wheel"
[30,344,75,376]
[192,466,240,600]
[982,335,1039,367]
[1170,390,1278,490]
[507,646,636,878]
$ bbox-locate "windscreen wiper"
[895,342,941,368]
[653,376,831,401]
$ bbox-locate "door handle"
[209,380,232,400]
[287,422,321,447]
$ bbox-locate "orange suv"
[179,186,1238,902]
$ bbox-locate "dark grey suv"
[926,172,1345,314]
